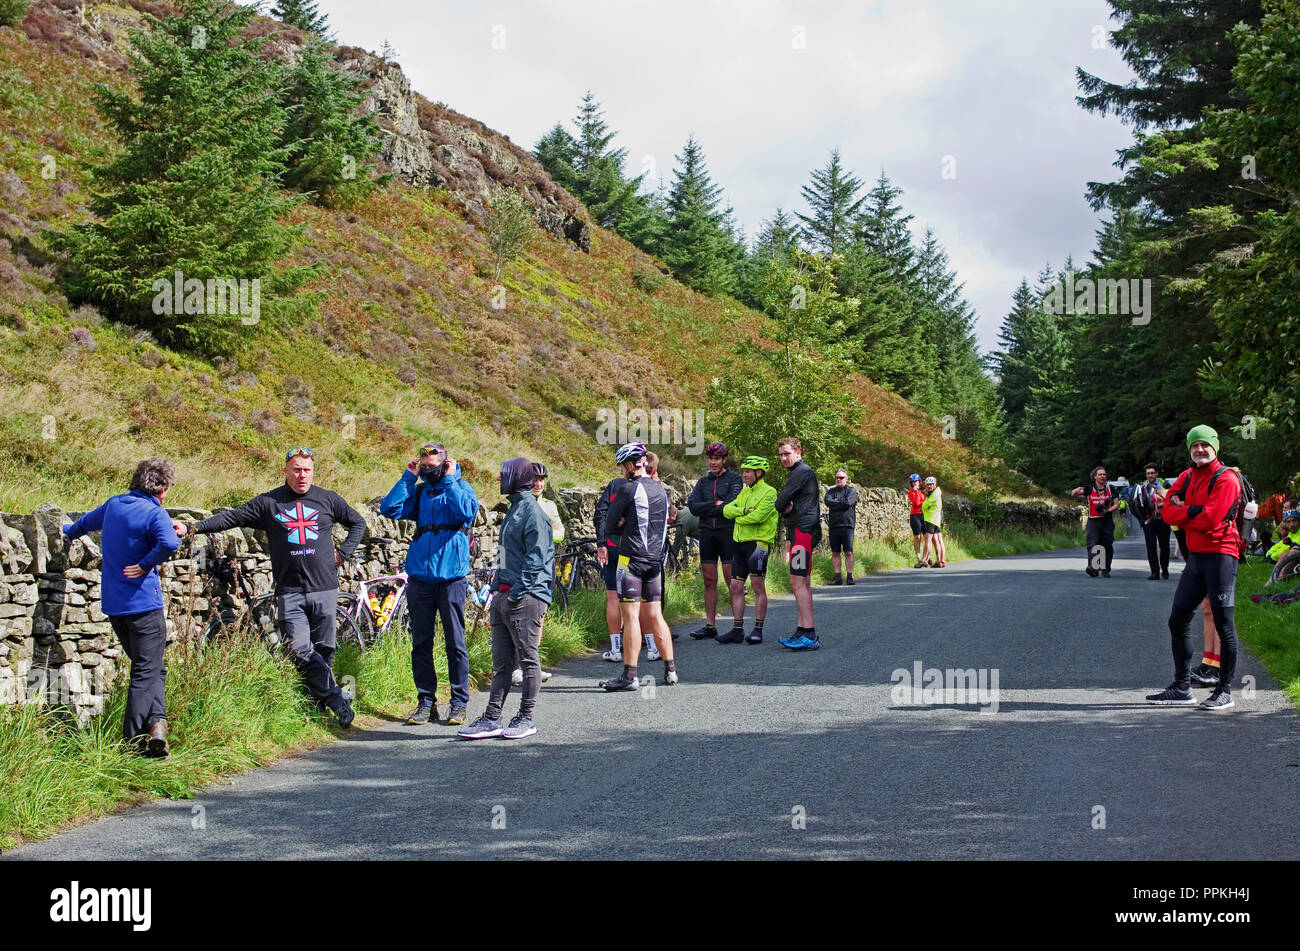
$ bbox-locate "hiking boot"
[335,698,355,728]
[502,713,537,739]
[405,700,436,725]
[715,627,745,644]
[690,624,718,640]
[447,704,469,726]
[1085,567,1099,577]
[1145,685,1196,706]
[457,715,503,739]
[1190,664,1220,687]
[146,719,169,759]
[745,628,763,644]
[1198,690,1235,712]
[599,672,638,692]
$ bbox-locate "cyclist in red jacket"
[1146,425,1241,711]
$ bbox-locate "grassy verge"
[0,521,1087,848]
[1234,559,1300,708]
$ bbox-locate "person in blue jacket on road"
[381,442,479,728]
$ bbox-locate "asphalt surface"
[9,533,1300,860]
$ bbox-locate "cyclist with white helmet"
[598,443,678,691]
[920,476,946,568]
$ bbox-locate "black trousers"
[1085,517,1114,571]
[1142,519,1171,574]
[109,608,168,744]
[1168,552,1238,692]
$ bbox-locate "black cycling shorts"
[616,557,663,603]
[731,540,770,580]
[786,527,819,577]
[923,521,941,535]
[829,526,854,553]
[910,513,925,536]
[698,528,736,566]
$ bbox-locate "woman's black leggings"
[1168,552,1238,692]
[1085,517,1114,570]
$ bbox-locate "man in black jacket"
[685,441,743,639]
[824,469,858,585]
[1132,462,1171,580]
[775,437,821,650]
[189,448,365,726]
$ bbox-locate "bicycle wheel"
[550,575,568,613]
[574,558,604,592]
[202,609,242,645]
[336,593,374,650]
[249,596,280,649]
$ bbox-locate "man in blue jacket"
[458,457,554,740]
[381,443,479,727]
[63,459,181,757]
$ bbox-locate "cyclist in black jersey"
[598,443,679,691]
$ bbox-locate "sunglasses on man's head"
[286,447,313,460]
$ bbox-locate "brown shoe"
[146,719,170,759]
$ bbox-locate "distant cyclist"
[823,468,858,585]
[598,443,678,691]
[717,456,778,644]
[920,476,945,568]
[687,441,743,640]
[775,437,821,650]
[1070,466,1117,577]
[907,474,927,566]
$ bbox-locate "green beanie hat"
[1186,424,1219,452]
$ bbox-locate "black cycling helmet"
[706,441,728,457]
[531,461,548,479]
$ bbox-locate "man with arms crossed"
[775,437,821,650]
[686,442,743,640]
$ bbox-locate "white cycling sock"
[609,633,622,654]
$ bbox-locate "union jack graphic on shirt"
[275,502,321,545]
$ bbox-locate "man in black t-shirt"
[190,447,366,725]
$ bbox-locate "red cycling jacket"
[1161,463,1242,556]
[907,488,926,515]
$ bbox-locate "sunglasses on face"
[286,447,314,460]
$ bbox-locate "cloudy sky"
[316,0,1137,354]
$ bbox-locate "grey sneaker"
[457,715,503,739]
[1199,690,1235,712]
[405,700,436,725]
[446,704,468,726]
[501,713,537,739]
[1145,685,1196,706]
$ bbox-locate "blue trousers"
[407,577,469,707]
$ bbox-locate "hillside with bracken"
[0,0,1044,511]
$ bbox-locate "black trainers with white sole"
[1145,685,1197,706]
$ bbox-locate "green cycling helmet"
[741,455,770,473]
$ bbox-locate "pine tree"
[532,122,580,194]
[57,0,313,355]
[856,171,916,279]
[270,0,330,37]
[661,135,733,295]
[796,149,866,255]
[279,40,388,208]
[570,92,644,230]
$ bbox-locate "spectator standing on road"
[907,474,928,567]
[1070,466,1117,577]
[775,437,822,650]
[1131,462,1172,580]
[458,457,554,739]
[686,442,743,640]
[510,462,561,686]
[62,459,181,757]
[190,448,365,727]
[1146,425,1243,711]
[381,443,480,727]
[921,476,946,568]
[718,456,778,644]
[824,468,858,585]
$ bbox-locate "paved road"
[9,534,1300,860]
